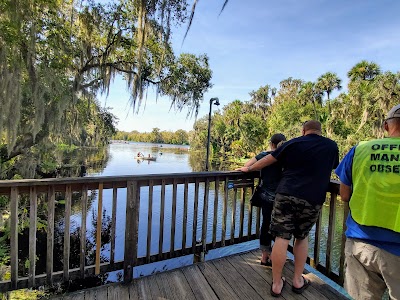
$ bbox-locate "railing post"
[124,181,140,283]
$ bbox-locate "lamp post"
[205,97,220,171]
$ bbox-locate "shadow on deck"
[53,250,349,300]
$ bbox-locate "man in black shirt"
[237,121,339,297]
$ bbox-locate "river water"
[55,142,344,283]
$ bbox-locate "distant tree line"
[191,61,400,163]
[114,128,190,145]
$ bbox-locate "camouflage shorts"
[269,193,321,240]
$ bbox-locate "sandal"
[260,259,272,267]
[270,277,286,297]
[292,275,311,294]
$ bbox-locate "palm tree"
[347,60,381,82]
[316,72,342,114]
[298,82,322,120]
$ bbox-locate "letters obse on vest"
[369,143,400,174]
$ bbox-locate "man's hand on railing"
[235,166,251,172]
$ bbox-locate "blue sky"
[100,0,400,132]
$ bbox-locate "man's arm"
[339,183,352,202]
[244,157,257,167]
[236,154,277,172]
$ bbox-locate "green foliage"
[190,61,400,167]
[0,0,212,164]
[114,128,191,145]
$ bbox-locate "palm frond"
[218,0,230,17]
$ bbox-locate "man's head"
[302,120,322,136]
[384,104,400,136]
[270,133,286,149]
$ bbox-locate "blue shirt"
[271,134,339,206]
[335,146,400,256]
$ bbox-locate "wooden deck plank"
[130,277,152,300]
[225,254,272,300]
[84,288,96,300]
[212,258,263,300]
[108,284,130,299]
[241,251,306,300]
[62,291,85,300]
[197,259,241,300]
[284,257,348,300]
[182,265,218,300]
[164,270,196,300]
[95,286,109,300]
[143,271,170,299]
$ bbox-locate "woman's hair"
[270,133,286,146]
[276,140,286,148]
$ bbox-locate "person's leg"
[344,239,386,300]
[292,237,309,288]
[269,194,295,295]
[292,198,322,289]
[260,200,271,263]
[271,237,290,294]
[377,244,400,300]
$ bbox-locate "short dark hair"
[303,120,322,132]
[270,133,286,146]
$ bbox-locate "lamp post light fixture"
[205,97,220,171]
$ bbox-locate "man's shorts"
[269,193,321,240]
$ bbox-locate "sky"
[99,0,400,133]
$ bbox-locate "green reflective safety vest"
[351,138,400,233]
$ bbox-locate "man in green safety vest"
[335,104,400,300]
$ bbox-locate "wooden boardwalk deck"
[53,250,349,300]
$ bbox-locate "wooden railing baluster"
[247,188,252,239]
[221,179,228,246]
[80,185,88,278]
[201,178,210,257]
[339,202,349,285]
[146,180,154,263]
[326,192,337,275]
[313,211,322,268]
[10,187,18,290]
[110,186,118,265]
[182,179,189,254]
[170,179,177,256]
[158,179,166,259]
[239,188,245,241]
[230,188,237,243]
[28,187,37,287]
[46,185,55,286]
[63,185,72,282]
[95,183,104,275]
[192,179,200,258]
[212,177,219,248]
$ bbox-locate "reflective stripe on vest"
[351,138,400,233]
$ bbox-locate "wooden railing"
[0,172,348,293]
